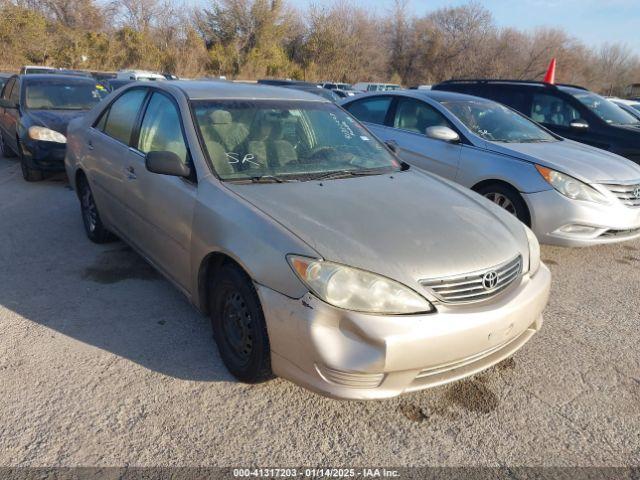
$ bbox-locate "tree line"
[1,0,638,95]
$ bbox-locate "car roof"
[160,80,330,102]
[20,73,98,83]
[342,89,485,104]
[435,79,590,91]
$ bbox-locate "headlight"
[524,226,540,275]
[535,165,607,204]
[28,126,67,143]
[288,255,434,314]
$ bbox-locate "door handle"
[87,140,94,150]
[126,166,137,180]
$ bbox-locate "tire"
[17,140,43,182]
[476,183,531,226]
[77,175,116,243]
[0,134,16,158]
[209,263,273,383]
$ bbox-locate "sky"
[288,0,640,51]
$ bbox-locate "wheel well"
[74,169,87,199]
[471,179,532,227]
[197,252,247,315]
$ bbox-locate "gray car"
[64,81,550,399]
[341,90,640,246]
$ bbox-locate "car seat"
[202,109,249,153]
[531,104,545,123]
[26,87,54,109]
[396,101,420,133]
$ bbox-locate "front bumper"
[21,138,66,171]
[257,264,551,400]
[524,189,640,246]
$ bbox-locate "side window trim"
[384,96,399,127]
[9,78,20,105]
[2,78,15,100]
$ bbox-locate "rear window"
[24,81,108,110]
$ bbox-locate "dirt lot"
[0,154,638,467]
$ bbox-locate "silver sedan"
[64,81,550,399]
[341,90,640,246]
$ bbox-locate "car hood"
[226,170,527,292]
[487,139,640,183]
[25,109,88,135]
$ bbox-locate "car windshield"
[571,91,640,126]
[192,100,400,182]
[441,99,557,143]
[24,81,108,110]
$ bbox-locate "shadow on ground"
[0,168,233,383]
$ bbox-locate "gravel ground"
[0,154,638,468]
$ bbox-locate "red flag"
[544,58,556,84]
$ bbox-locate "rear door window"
[102,89,147,145]
[344,96,392,125]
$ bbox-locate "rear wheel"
[209,264,273,383]
[18,140,43,182]
[78,175,116,243]
[476,183,530,226]
[0,134,16,158]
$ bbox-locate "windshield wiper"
[307,168,392,182]
[249,175,289,183]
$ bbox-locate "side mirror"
[569,119,589,130]
[425,126,460,143]
[145,151,191,178]
[0,98,18,109]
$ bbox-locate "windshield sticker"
[226,152,260,167]
[360,135,370,141]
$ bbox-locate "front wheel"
[209,264,273,383]
[78,175,116,243]
[476,183,530,226]
[18,141,43,182]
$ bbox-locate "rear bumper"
[524,189,640,246]
[258,264,550,400]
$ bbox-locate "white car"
[353,82,401,92]
[116,70,166,81]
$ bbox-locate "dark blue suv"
[433,80,640,164]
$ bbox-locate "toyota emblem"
[634,186,640,199]
[482,270,498,290]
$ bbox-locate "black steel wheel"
[210,263,273,383]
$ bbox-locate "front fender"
[457,146,552,194]
[190,178,320,309]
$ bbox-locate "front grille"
[601,183,640,207]
[420,255,522,304]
